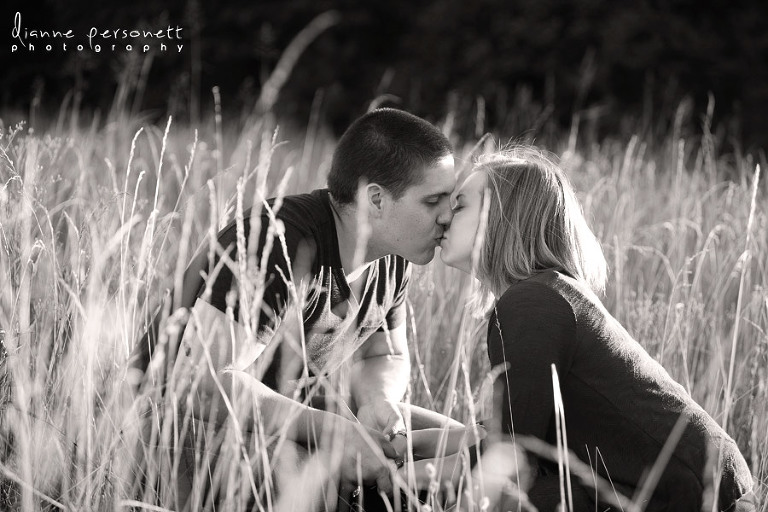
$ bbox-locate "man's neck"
[329,198,385,272]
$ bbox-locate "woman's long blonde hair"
[471,145,607,310]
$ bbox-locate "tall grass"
[0,94,765,511]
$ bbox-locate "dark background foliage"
[3,0,767,147]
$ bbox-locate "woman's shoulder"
[490,272,579,358]
[496,271,576,317]
[498,270,569,300]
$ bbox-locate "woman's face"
[439,170,486,273]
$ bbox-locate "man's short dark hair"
[327,108,453,204]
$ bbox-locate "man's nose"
[437,201,453,228]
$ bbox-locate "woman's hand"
[387,424,487,461]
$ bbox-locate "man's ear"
[366,183,385,216]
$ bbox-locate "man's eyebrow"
[424,191,451,199]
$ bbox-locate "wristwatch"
[386,429,407,442]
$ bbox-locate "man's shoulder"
[220,189,332,240]
[263,188,333,231]
[211,190,330,261]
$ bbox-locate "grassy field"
[0,98,765,511]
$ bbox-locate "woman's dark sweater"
[487,270,753,511]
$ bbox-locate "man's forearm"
[194,369,351,447]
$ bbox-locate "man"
[131,108,457,509]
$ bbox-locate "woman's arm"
[487,280,578,440]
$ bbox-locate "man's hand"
[356,399,406,437]
[337,420,400,495]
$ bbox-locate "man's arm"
[163,223,356,445]
[173,297,400,491]
[350,322,411,434]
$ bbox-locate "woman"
[410,147,754,511]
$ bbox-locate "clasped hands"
[343,400,486,499]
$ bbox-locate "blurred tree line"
[3,0,767,147]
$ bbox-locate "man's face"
[377,155,456,264]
